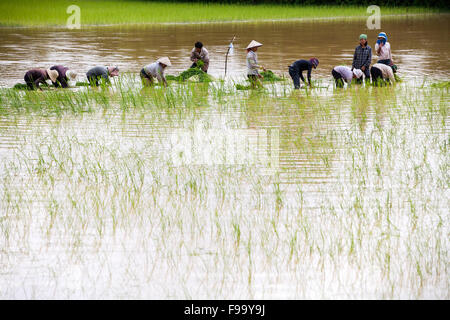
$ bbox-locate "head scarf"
[353,68,364,79]
[310,58,319,69]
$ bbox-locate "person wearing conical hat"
[375,32,393,66]
[331,65,364,88]
[24,68,59,90]
[352,34,372,83]
[140,57,171,87]
[246,40,265,89]
[86,66,119,86]
[288,58,319,89]
[49,65,77,88]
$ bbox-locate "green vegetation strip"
[0,0,442,27]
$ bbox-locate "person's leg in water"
[332,69,344,88]
[289,66,301,89]
[24,72,35,90]
[140,68,154,86]
[248,75,262,89]
[370,66,384,86]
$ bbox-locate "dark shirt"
[290,60,313,85]
[24,69,48,89]
[86,66,109,82]
[50,65,69,88]
[352,45,372,70]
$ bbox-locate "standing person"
[375,32,393,66]
[190,42,209,73]
[49,65,77,88]
[370,63,396,85]
[86,66,119,86]
[288,58,319,89]
[332,66,363,88]
[352,34,372,83]
[24,68,59,90]
[246,40,265,89]
[140,57,171,87]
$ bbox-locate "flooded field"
[0,15,449,299]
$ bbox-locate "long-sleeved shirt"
[86,66,109,82]
[352,45,372,70]
[246,50,260,76]
[372,63,395,82]
[375,42,392,61]
[333,66,354,84]
[190,47,209,72]
[50,65,69,88]
[144,62,165,82]
[24,69,49,88]
[290,59,313,85]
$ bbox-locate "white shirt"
[372,63,395,82]
[246,50,260,75]
[375,42,392,61]
[333,66,353,83]
[144,62,165,82]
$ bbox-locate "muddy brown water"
[0,14,449,87]
[0,14,449,299]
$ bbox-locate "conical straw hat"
[246,40,263,50]
[46,69,59,83]
[157,57,172,67]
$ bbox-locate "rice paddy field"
[0,0,442,27]
[0,8,449,299]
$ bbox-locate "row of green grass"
[0,0,443,27]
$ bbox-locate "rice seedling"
[0,73,448,299]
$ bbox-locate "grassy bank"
[0,0,442,27]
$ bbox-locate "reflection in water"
[0,15,448,299]
[0,15,449,87]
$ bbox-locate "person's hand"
[262,67,266,72]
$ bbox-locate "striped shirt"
[352,45,372,70]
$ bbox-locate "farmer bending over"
[24,68,59,90]
[288,58,319,89]
[50,65,77,88]
[86,66,119,86]
[140,57,171,87]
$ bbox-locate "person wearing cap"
[86,66,119,86]
[288,58,319,89]
[332,66,364,88]
[49,65,77,88]
[246,40,265,89]
[370,63,395,85]
[352,34,372,83]
[141,57,171,87]
[375,32,393,66]
[24,68,59,90]
[190,42,209,73]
